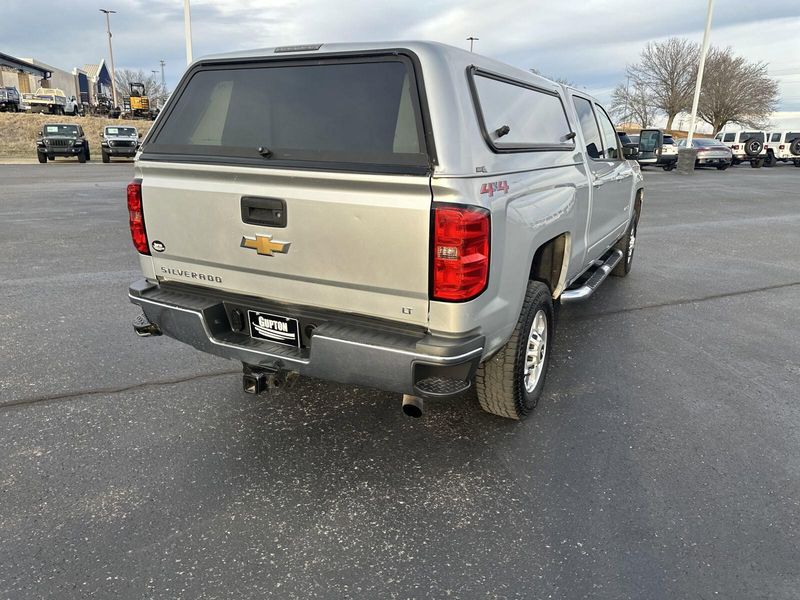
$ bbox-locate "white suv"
[714,131,767,168]
[764,131,800,167]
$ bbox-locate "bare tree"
[610,79,659,128]
[627,38,699,130]
[114,68,168,108]
[697,46,779,133]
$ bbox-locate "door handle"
[241,196,287,228]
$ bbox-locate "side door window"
[594,105,621,160]
[723,133,735,143]
[572,96,604,159]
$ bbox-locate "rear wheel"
[750,158,764,168]
[475,281,553,420]
[716,164,730,171]
[764,152,776,167]
[662,163,676,171]
[612,208,639,277]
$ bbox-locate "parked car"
[0,86,21,112]
[36,123,90,163]
[763,131,800,167]
[676,138,733,170]
[101,125,141,162]
[714,131,767,168]
[636,129,678,170]
[127,41,644,420]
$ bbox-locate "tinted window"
[723,133,735,142]
[573,96,604,159]
[770,133,781,142]
[472,73,573,149]
[617,131,632,145]
[595,105,621,159]
[44,125,78,136]
[693,138,717,147]
[663,135,675,145]
[740,131,765,143]
[106,127,137,136]
[149,59,427,169]
[640,130,660,153]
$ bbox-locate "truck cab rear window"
[469,69,574,152]
[147,58,429,170]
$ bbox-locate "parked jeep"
[101,125,141,162]
[0,86,21,112]
[127,42,644,420]
[36,123,90,163]
[763,131,800,167]
[714,131,767,168]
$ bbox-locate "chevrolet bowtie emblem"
[240,234,291,256]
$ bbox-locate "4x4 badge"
[240,234,291,256]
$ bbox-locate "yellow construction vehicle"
[123,82,155,119]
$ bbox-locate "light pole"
[466,36,479,53]
[184,0,193,64]
[159,59,166,94]
[100,8,118,108]
[687,0,714,145]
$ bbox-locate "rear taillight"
[127,180,150,255]
[732,144,739,150]
[432,205,490,301]
[779,144,785,150]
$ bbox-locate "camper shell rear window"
[144,53,432,173]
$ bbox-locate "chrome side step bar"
[560,249,623,303]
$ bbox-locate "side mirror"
[38,131,43,136]
[622,145,639,159]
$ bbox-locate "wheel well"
[529,233,569,296]
[634,188,643,216]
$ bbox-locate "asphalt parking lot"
[1,160,799,599]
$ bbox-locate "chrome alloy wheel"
[523,310,548,393]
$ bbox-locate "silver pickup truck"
[128,42,644,420]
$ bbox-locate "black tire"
[789,139,800,157]
[102,150,110,163]
[77,149,86,163]
[37,152,47,163]
[662,163,676,171]
[764,152,776,167]
[475,281,553,420]
[612,207,639,277]
[794,160,800,167]
[744,138,762,157]
[716,164,730,170]
[750,158,764,169]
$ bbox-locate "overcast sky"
[3,0,799,128]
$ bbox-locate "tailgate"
[141,161,432,326]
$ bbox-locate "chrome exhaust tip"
[402,394,424,418]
